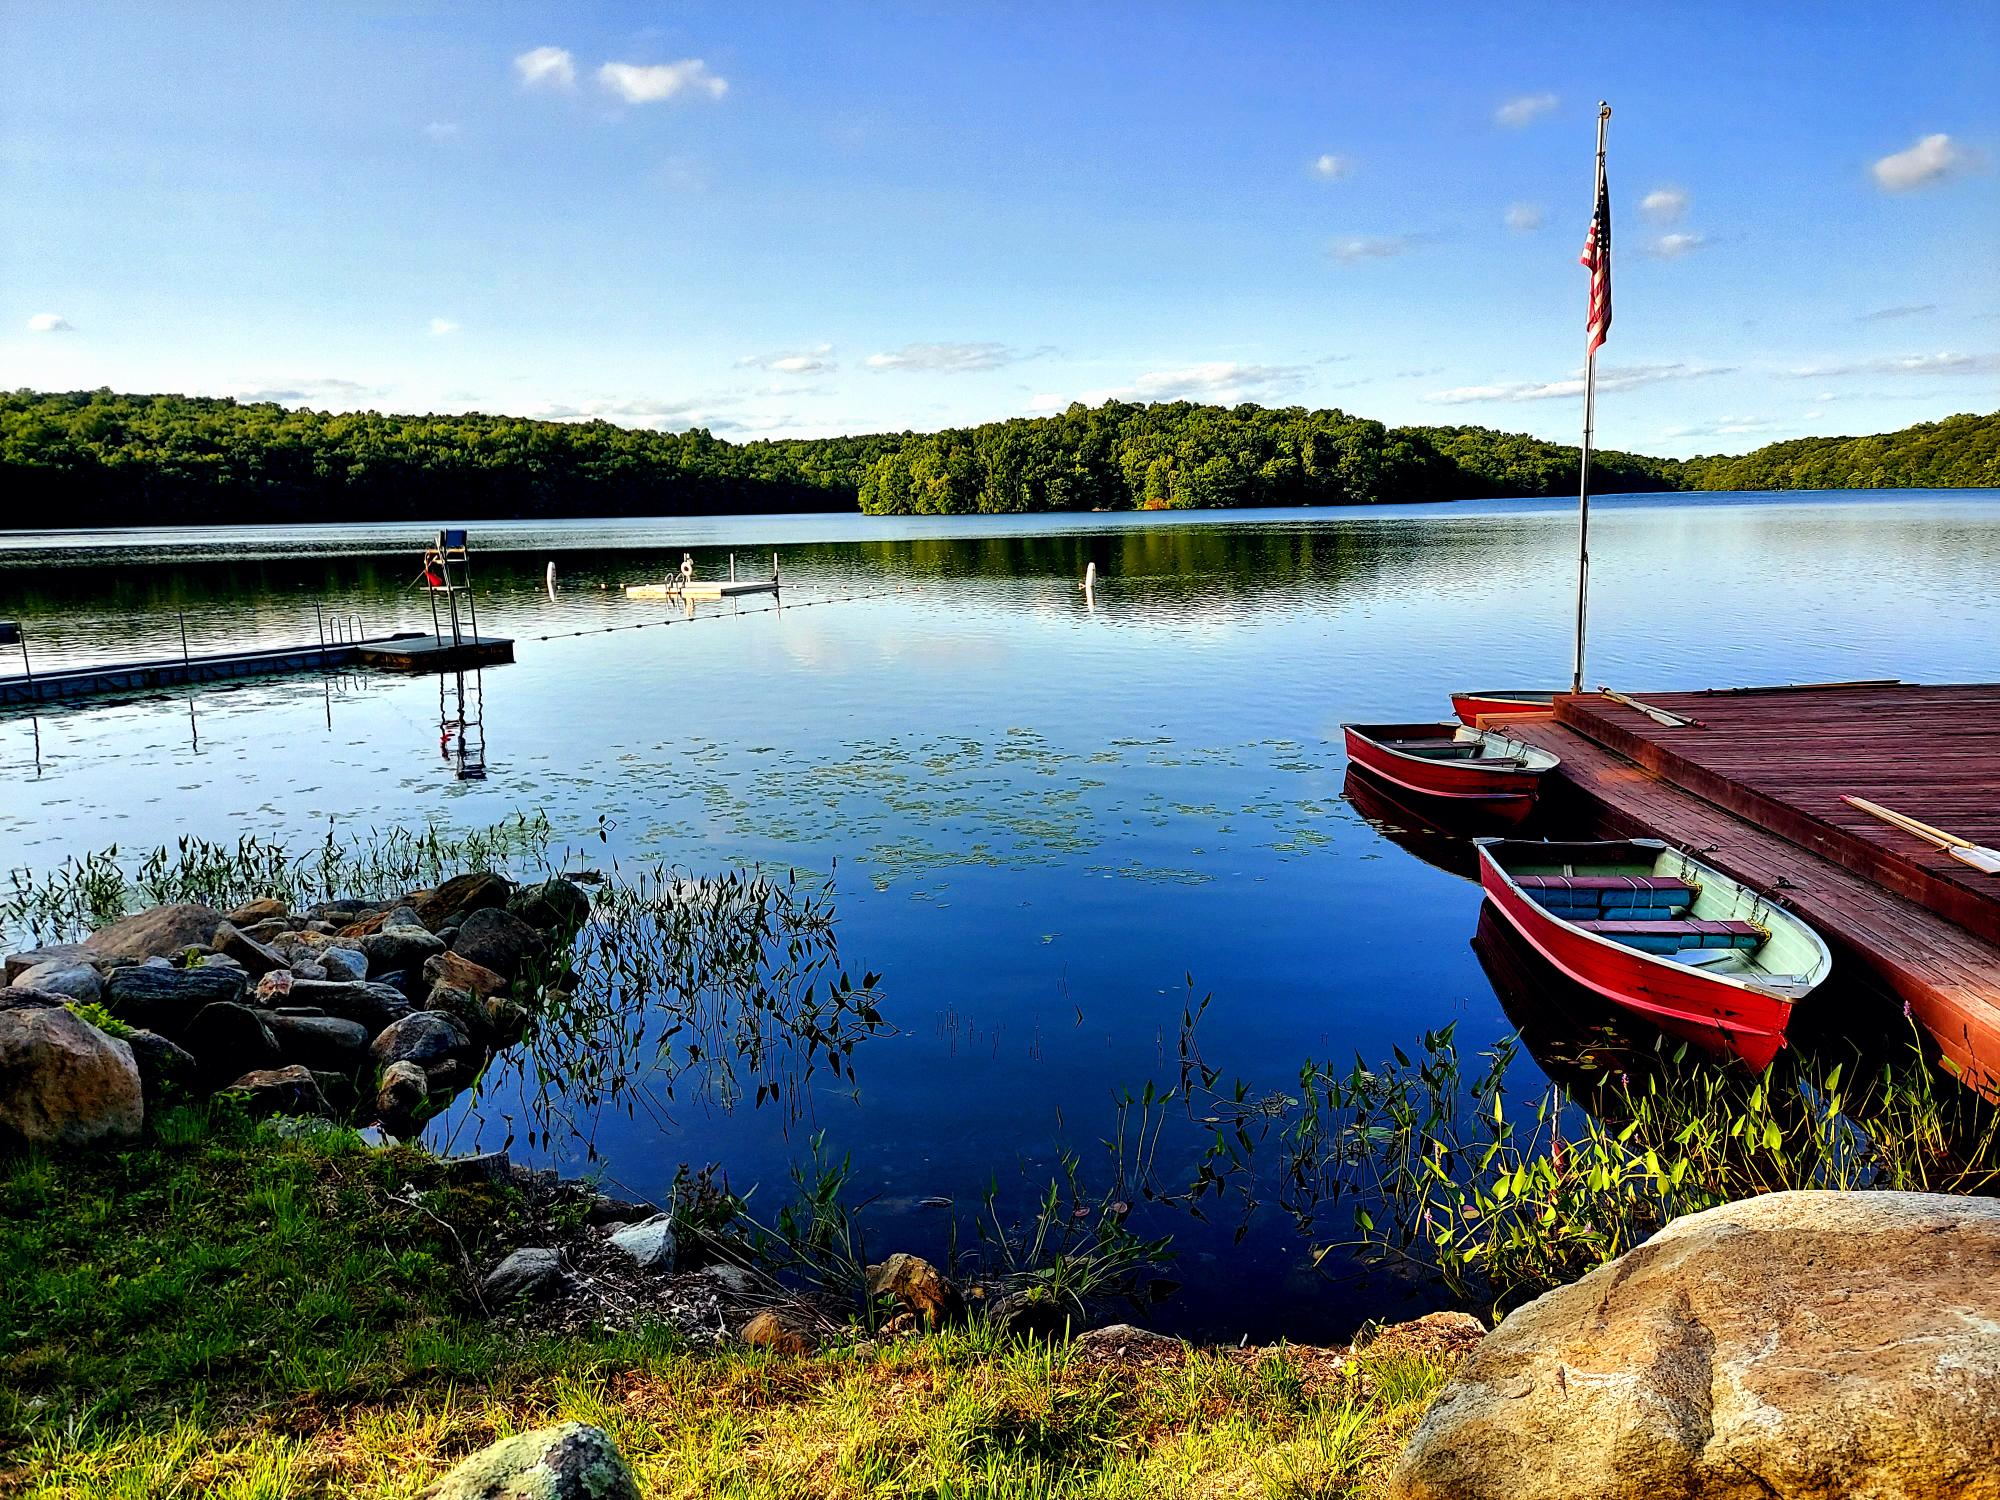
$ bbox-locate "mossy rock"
[426,1420,638,1499]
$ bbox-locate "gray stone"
[384,904,425,932]
[4,943,96,984]
[1389,1190,2000,1500]
[361,925,445,974]
[102,964,248,1036]
[124,1027,198,1106]
[508,878,591,933]
[197,953,247,972]
[374,1058,429,1128]
[441,1150,511,1186]
[213,921,287,977]
[221,1064,330,1119]
[266,1013,369,1070]
[369,1010,476,1079]
[700,1262,759,1297]
[13,961,104,1003]
[450,906,547,981]
[607,1213,676,1272]
[480,1246,563,1303]
[424,1420,638,1500]
[1074,1323,1180,1354]
[288,958,328,982]
[0,1004,143,1148]
[81,903,227,965]
[414,870,514,930]
[182,1001,283,1080]
[319,946,368,982]
[278,979,412,1034]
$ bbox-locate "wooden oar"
[1842,796,2000,876]
[1597,687,1704,728]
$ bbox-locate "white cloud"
[1505,202,1544,233]
[1329,234,1416,264]
[1310,153,1352,181]
[429,318,459,337]
[1425,362,1733,404]
[527,393,743,431]
[1026,392,1069,413]
[1650,232,1709,259]
[425,122,462,143]
[228,378,379,407]
[1640,186,1688,223]
[1858,304,1935,322]
[1872,133,1975,192]
[865,341,1018,373]
[1783,351,2000,379]
[737,344,835,375]
[1495,92,1558,128]
[598,59,728,104]
[1054,361,1310,408]
[514,46,576,90]
[1662,416,1777,438]
[26,312,73,333]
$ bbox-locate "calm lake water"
[4,489,1998,1339]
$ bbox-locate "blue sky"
[3,2,1995,455]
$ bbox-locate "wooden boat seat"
[1577,917,1765,954]
[1516,875,1693,893]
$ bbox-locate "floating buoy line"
[530,584,916,643]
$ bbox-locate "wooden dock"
[1499,684,2000,1090]
[0,631,513,706]
[624,580,778,601]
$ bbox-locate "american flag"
[1580,165,1611,353]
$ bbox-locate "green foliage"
[61,1000,132,1040]
[1683,411,2000,492]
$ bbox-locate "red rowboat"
[1342,722,1558,824]
[1450,690,1559,725]
[1475,837,1833,1071]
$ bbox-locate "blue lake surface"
[3,488,1997,1338]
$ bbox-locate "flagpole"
[1572,101,1611,696]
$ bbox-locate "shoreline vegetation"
[2,389,1993,529]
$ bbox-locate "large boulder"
[319,946,368,983]
[220,1064,330,1119]
[102,964,247,1035]
[866,1252,964,1325]
[82,903,227,965]
[277,979,412,1035]
[414,871,514,931]
[124,1027,198,1107]
[508,878,591,933]
[480,1247,563,1304]
[425,1421,638,1500]
[181,1001,283,1081]
[1389,1191,2000,1500]
[266,1013,369,1070]
[14,961,104,1003]
[423,949,508,999]
[4,943,96,984]
[361,925,446,974]
[450,907,546,981]
[0,1003,143,1148]
[607,1214,676,1272]
[370,1010,478,1084]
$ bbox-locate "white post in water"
[546,560,557,600]
[1572,101,1612,697]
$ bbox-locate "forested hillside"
[1,388,1990,528]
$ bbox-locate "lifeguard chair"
[422,528,482,648]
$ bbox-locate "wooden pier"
[1498,684,2000,1090]
[0,631,513,706]
[624,580,778,601]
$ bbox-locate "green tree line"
[1,389,1992,528]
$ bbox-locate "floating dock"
[1498,684,2000,1090]
[624,580,779,601]
[0,631,514,706]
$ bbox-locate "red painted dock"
[1497,684,2000,1091]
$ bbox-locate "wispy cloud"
[428,318,459,337]
[1505,202,1544,233]
[230,378,379,407]
[1648,231,1709,259]
[1857,304,1936,322]
[514,45,576,90]
[1034,362,1310,410]
[528,393,743,431]
[26,312,73,333]
[1329,234,1417,264]
[1661,416,1777,438]
[1639,186,1688,223]
[1426,362,1734,404]
[1783,351,2000,378]
[737,344,835,375]
[1310,153,1352,181]
[1872,133,1977,192]
[1495,92,1558,128]
[599,59,728,104]
[866,341,1022,374]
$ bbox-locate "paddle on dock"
[1843,795,2000,876]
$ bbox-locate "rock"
[272,930,334,961]
[102,964,248,1035]
[1389,1191,2000,1500]
[374,1059,429,1127]
[423,983,487,1041]
[238,917,291,944]
[0,987,59,1014]
[450,906,547,981]
[372,968,426,1003]
[211,922,288,977]
[424,1420,638,1500]
[4,943,96,984]
[1075,1323,1181,1355]
[865,1252,964,1325]
[123,1027,198,1106]
[198,953,247,972]
[0,1003,143,1148]
[423,949,508,999]
[182,1001,284,1082]
[383,904,425,931]
[289,958,328,982]
[266,1013,369,1070]
[220,1064,329,1119]
[81,903,228,965]
[414,871,514,931]
[481,1246,562,1303]
[334,909,392,940]
[311,1067,357,1115]
[508,878,591,933]
[607,1214,677,1272]
[740,1308,816,1355]
[319,946,367,982]
[361,925,445,975]
[589,1192,659,1226]
[13,961,104,1003]
[1357,1310,1487,1362]
[279,979,412,1034]
[225,897,288,927]
[701,1262,759,1297]
[370,1011,478,1085]
[988,1288,1074,1342]
[440,1150,511,1186]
